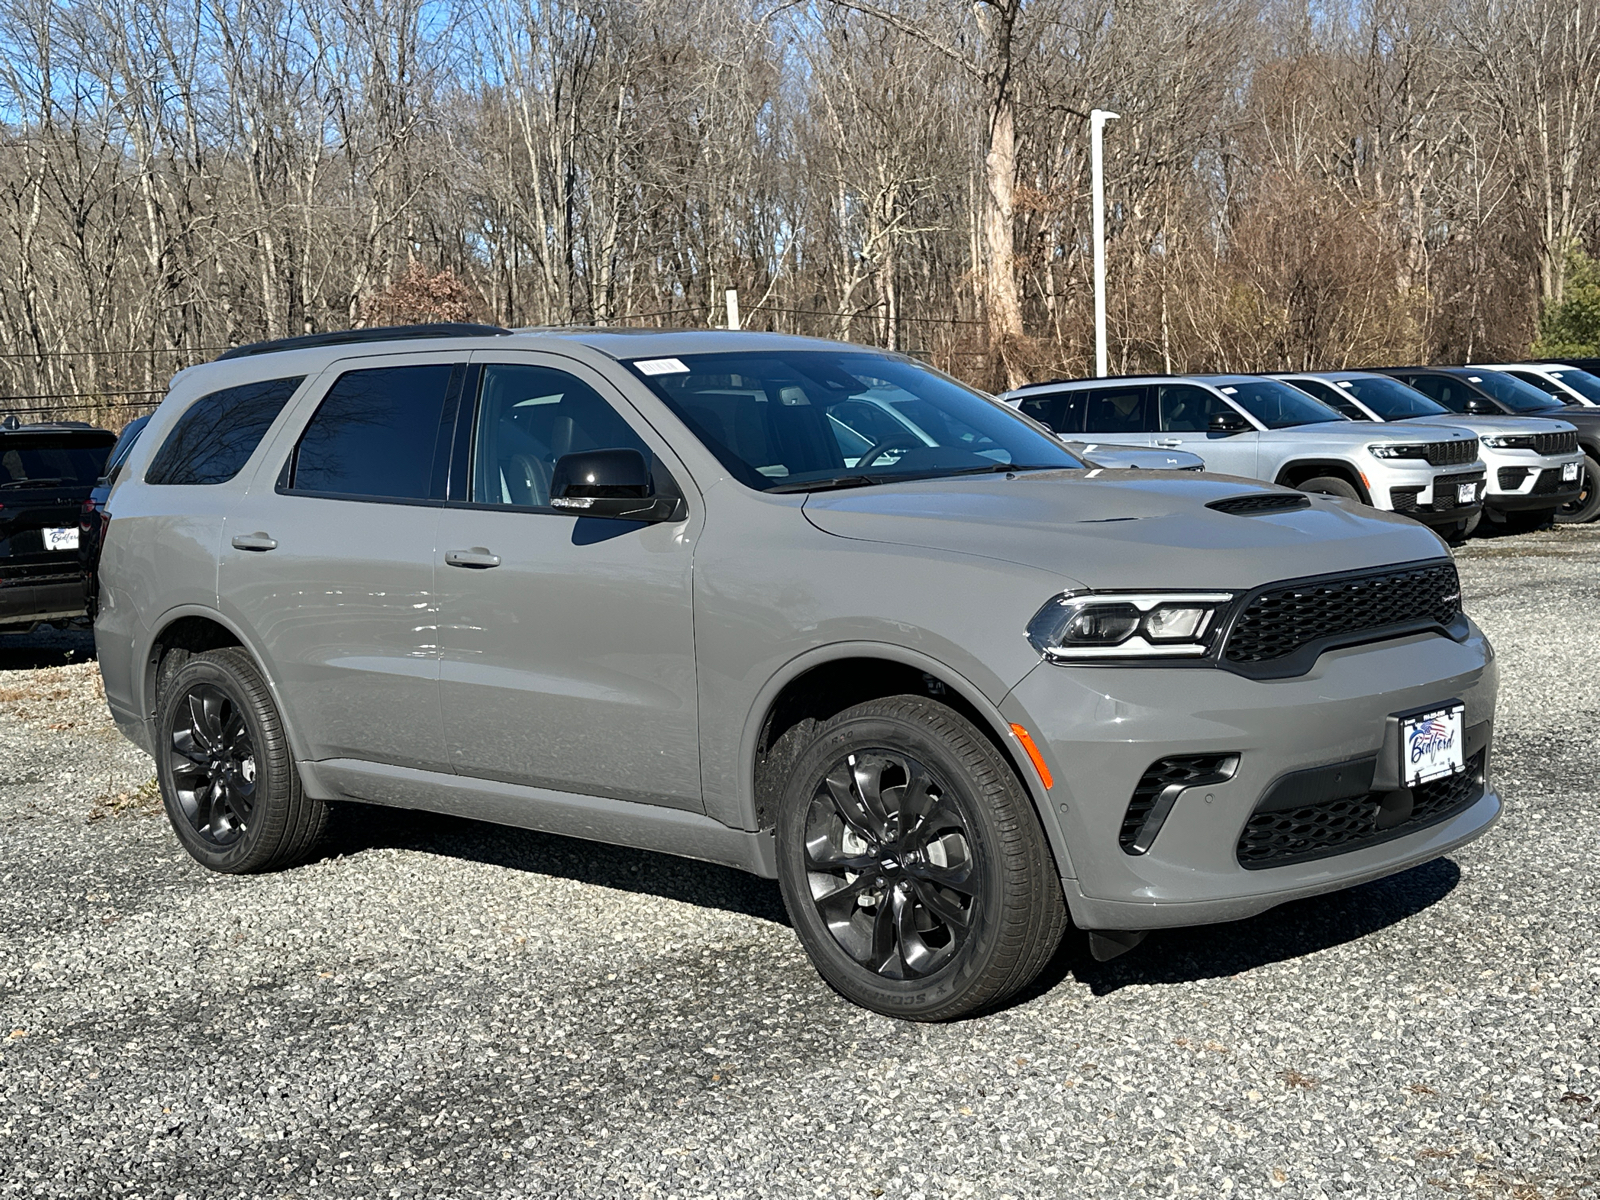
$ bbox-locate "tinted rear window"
[147,377,303,485]
[288,364,455,500]
[0,437,112,489]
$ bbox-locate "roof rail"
[216,322,512,361]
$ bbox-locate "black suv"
[0,418,115,633]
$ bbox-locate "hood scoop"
[1206,493,1312,516]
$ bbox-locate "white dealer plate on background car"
[1564,462,1580,482]
[1457,483,1476,503]
[1402,704,1464,787]
[44,527,78,551]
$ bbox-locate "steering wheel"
[855,435,926,470]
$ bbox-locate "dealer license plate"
[1563,461,1580,482]
[44,526,78,551]
[1457,483,1476,504]
[1401,704,1464,787]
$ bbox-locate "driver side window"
[470,364,652,508]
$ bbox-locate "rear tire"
[1554,454,1600,524]
[1297,475,1362,502]
[773,695,1067,1020]
[155,646,327,873]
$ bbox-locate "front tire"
[1297,475,1362,502]
[1554,454,1600,524]
[155,646,327,873]
[774,696,1067,1020]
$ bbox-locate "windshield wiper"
[0,477,64,489]
[767,474,880,494]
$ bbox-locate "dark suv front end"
[0,420,115,632]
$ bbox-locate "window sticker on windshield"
[1337,380,1354,387]
[634,358,689,376]
[1220,386,1238,394]
[1467,376,1482,382]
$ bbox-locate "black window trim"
[274,360,467,506]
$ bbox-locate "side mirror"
[1208,411,1250,434]
[1464,398,1492,414]
[550,448,683,522]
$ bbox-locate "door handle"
[445,548,501,569]
[231,533,278,552]
[1156,439,1183,448]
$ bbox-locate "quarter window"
[287,364,455,500]
[1017,391,1086,434]
[146,377,303,486]
[470,364,652,508]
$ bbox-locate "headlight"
[1368,443,1430,460]
[1481,434,1535,450]
[1026,591,1235,660]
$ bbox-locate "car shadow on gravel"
[0,626,95,670]
[317,801,791,925]
[1019,856,1462,1003]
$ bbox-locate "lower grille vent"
[1121,754,1239,854]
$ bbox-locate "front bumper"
[1482,452,1584,513]
[1002,624,1499,931]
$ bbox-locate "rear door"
[433,351,703,811]
[1152,383,1260,476]
[218,355,462,771]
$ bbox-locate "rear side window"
[1017,391,1086,434]
[147,377,303,485]
[1084,386,1151,433]
[287,364,456,501]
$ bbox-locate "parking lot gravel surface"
[2,528,1597,1199]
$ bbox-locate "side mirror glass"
[550,448,683,521]
[1208,411,1250,434]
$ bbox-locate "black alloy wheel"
[775,695,1067,1020]
[1554,454,1600,524]
[169,683,257,846]
[804,750,977,980]
[155,645,327,873]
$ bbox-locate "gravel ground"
[1,529,1597,1200]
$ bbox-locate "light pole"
[1090,109,1119,378]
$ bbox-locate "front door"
[1152,383,1260,477]
[434,353,702,811]
[218,355,462,770]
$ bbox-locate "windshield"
[1467,371,1563,413]
[1547,368,1600,405]
[1339,376,1448,420]
[0,437,112,488]
[627,350,1082,491]
[1215,379,1348,429]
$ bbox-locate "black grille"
[1390,488,1421,513]
[1533,467,1577,494]
[1422,439,1477,466]
[1206,493,1312,515]
[1121,755,1237,853]
[1534,430,1578,455]
[1222,561,1461,666]
[1498,466,1530,489]
[1237,751,1485,868]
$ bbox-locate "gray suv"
[96,327,1501,1020]
[1001,375,1485,539]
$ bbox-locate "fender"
[139,603,316,766]
[1275,459,1371,504]
[735,639,1075,880]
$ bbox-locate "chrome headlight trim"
[1026,591,1237,662]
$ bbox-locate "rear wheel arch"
[744,646,1067,872]
[143,608,309,762]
